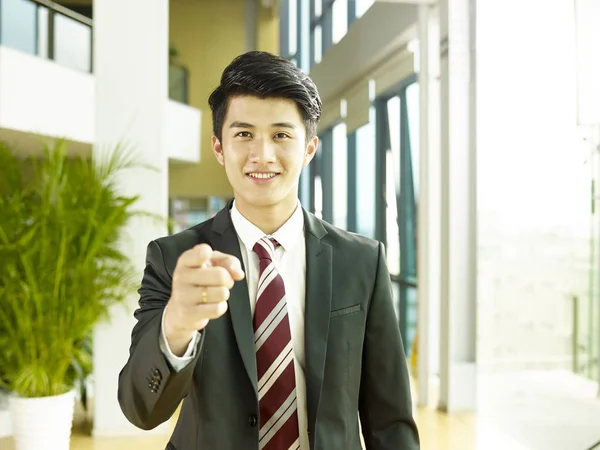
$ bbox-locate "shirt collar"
[230,200,304,253]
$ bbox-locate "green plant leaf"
[0,139,167,398]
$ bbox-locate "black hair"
[208,51,322,142]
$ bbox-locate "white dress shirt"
[160,200,309,449]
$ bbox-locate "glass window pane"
[0,0,37,54]
[386,150,400,275]
[385,95,401,275]
[387,96,401,196]
[53,13,92,72]
[355,118,375,238]
[288,0,298,55]
[314,142,323,218]
[314,24,322,64]
[332,0,348,44]
[315,0,323,18]
[299,0,311,71]
[355,0,375,19]
[314,175,323,219]
[299,163,312,209]
[332,122,348,229]
[406,83,420,201]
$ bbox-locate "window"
[315,0,323,17]
[374,79,419,355]
[280,0,298,62]
[355,0,375,19]
[313,24,323,64]
[288,0,298,56]
[54,13,92,72]
[355,118,376,238]
[279,0,312,71]
[406,83,420,201]
[332,122,348,229]
[309,0,336,67]
[299,162,312,210]
[385,96,402,276]
[1,0,39,54]
[0,0,93,73]
[332,0,348,44]
[280,0,357,70]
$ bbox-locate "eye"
[274,132,291,140]
[235,131,252,138]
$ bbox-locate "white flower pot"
[9,390,76,450]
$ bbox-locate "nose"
[248,137,276,163]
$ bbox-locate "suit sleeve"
[117,240,205,430]
[358,242,420,449]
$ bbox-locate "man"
[118,51,420,450]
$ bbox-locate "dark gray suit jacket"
[118,202,420,449]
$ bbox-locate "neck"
[235,197,298,235]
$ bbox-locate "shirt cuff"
[159,309,200,372]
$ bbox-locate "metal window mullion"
[34,3,39,55]
[347,131,358,232]
[397,90,415,351]
[296,0,306,71]
[89,21,93,72]
[47,8,55,61]
[400,89,417,276]
[348,0,357,27]
[322,3,333,57]
[309,0,315,66]
[374,100,387,246]
[321,130,334,223]
[279,0,290,57]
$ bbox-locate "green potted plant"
[0,139,158,450]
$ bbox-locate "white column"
[92,0,170,436]
[416,3,441,408]
[438,0,477,412]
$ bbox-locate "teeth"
[249,173,277,179]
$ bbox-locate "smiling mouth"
[246,172,279,179]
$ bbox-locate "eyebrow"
[229,121,297,129]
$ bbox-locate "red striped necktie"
[253,236,300,450]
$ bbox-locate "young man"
[118,51,420,450]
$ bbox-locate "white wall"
[476,0,589,370]
[0,45,94,144]
[165,100,201,163]
[92,0,170,437]
[0,45,201,163]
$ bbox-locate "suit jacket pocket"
[331,304,362,318]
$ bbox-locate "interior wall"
[168,0,279,199]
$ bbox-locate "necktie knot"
[253,236,279,262]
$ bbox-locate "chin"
[234,191,275,206]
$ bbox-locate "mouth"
[246,172,280,183]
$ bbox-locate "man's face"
[212,95,318,212]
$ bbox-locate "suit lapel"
[209,203,258,397]
[303,210,332,434]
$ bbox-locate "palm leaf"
[0,139,164,398]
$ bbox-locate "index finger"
[210,251,245,281]
[177,243,213,269]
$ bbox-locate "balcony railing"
[0,0,189,103]
[0,0,93,72]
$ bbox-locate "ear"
[212,135,224,166]
[303,136,319,166]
